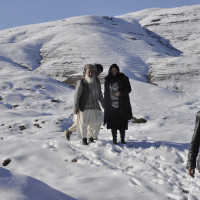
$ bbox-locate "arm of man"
[96,77,104,109]
[99,84,104,109]
[187,111,200,178]
[74,80,83,114]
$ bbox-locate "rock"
[19,125,26,130]
[51,99,60,103]
[34,124,42,128]
[13,105,19,108]
[2,159,11,166]
[132,117,147,124]
[180,188,189,194]
[69,113,74,118]
[36,85,45,89]
[63,76,81,88]
[71,159,77,162]
[102,16,113,21]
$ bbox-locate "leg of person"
[65,115,77,141]
[87,126,96,142]
[120,129,126,144]
[65,115,78,141]
[90,110,102,140]
[108,107,123,144]
[111,129,117,144]
[87,110,99,143]
[77,111,89,145]
[69,114,78,132]
[120,120,128,144]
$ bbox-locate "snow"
[1,4,200,200]
[0,167,75,200]
[118,4,200,89]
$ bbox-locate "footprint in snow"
[174,151,185,164]
[129,178,141,187]
[0,82,13,91]
[154,155,165,161]
[42,139,58,151]
[152,178,165,185]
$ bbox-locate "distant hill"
[118,5,200,87]
[0,14,182,87]
[0,5,199,91]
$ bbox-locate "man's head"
[95,64,103,77]
[83,64,96,77]
[83,64,96,83]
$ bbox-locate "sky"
[0,0,200,30]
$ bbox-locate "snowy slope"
[1,5,200,200]
[118,5,200,93]
[0,15,181,86]
[0,167,75,200]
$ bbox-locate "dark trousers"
[111,129,125,143]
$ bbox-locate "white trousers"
[68,115,78,133]
[77,109,102,139]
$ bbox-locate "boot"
[120,129,126,144]
[89,137,94,143]
[111,129,117,145]
[82,138,88,145]
[65,130,72,141]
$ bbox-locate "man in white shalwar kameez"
[74,64,104,145]
[65,64,103,141]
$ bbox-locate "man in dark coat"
[104,64,132,144]
[187,111,200,178]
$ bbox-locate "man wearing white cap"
[74,64,104,145]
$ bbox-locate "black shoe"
[120,129,126,144]
[111,129,117,145]
[113,140,118,145]
[121,139,126,144]
[82,138,88,145]
[89,137,94,143]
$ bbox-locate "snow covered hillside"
[0,14,181,86]
[118,4,200,93]
[1,4,200,200]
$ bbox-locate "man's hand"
[74,110,79,114]
[115,91,121,97]
[188,167,195,178]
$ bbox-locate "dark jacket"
[187,111,200,168]
[104,72,132,125]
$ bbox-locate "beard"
[85,74,94,84]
